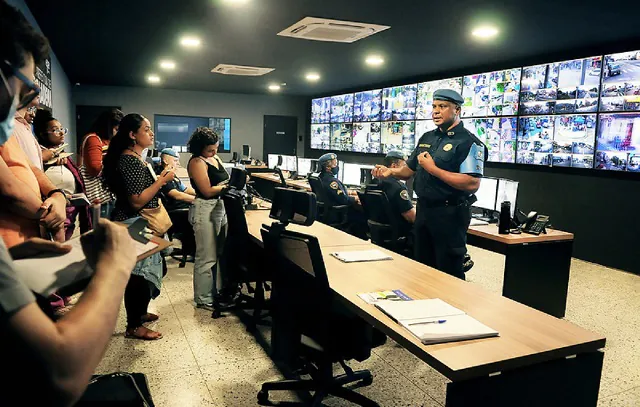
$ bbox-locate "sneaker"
[196,303,215,312]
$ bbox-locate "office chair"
[257,189,385,407]
[218,189,271,324]
[308,174,348,230]
[357,190,410,255]
[232,152,239,163]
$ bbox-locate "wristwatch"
[46,188,68,200]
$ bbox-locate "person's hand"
[353,194,361,205]
[160,168,176,184]
[371,165,392,179]
[418,152,436,174]
[89,219,136,278]
[9,237,71,260]
[56,157,68,166]
[38,194,67,230]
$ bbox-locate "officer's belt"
[418,195,476,208]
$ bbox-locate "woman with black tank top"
[187,127,229,310]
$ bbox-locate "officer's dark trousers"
[414,202,471,280]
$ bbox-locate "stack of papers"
[375,298,499,345]
[358,289,412,304]
[330,249,392,263]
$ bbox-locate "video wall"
[310,48,640,172]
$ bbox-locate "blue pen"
[408,319,447,326]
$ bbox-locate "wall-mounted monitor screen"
[416,78,463,120]
[520,56,602,116]
[310,124,330,150]
[311,97,331,124]
[381,121,415,155]
[462,73,490,117]
[596,112,640,171]
[552,114,596,168]
[600,50,640,113]
[330,123,353,151]
[381,85,417,121]
[463,69,522,118]
[462,117,516,163]
[352,122,382,153]
[517,116,555,166]
[330,93,354,123]
[353,89,382,122]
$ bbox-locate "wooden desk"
[250,172,312,200]
[468,225,574,318]
[245,208,605,406]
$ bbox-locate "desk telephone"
[522,211,550,235]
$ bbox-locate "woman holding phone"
[103,113,175,340]
[187,127,229,311]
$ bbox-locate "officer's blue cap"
[385,150,406,160]
[318,152,337,165]
[160,148,179,158]
[433,89,464,105]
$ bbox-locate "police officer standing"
[372,89,487,280]
[317,153,368,239]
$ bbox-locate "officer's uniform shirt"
[379,177,413,216]
[407,122,487,202]
[319,171,355,206]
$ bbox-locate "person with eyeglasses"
[13,92,44,171]
[34,110,90,240]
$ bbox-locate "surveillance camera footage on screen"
[308,48,640,173]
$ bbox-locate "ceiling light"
[147,74,161,84]
[268,84,281,92]
[365,55,384,66]
[471,26,499,39]
[159,60,176,70]
[180,36,201,48]
[305,72,320,82]
[222,0,249,4]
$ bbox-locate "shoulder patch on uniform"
[443,143,453,152]
[330,181,339,190]
[400,190,409,201]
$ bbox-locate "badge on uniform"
[330,181,339,190]
[476,150,483,160]
[418,143,431,148]
[400,190,409,201]
[443,143,453,152]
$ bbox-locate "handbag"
[140,199,172,236]
[79,134,112,204]
[75,372,154,407]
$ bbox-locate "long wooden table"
[245,205,605,406]
[249,173,576,317]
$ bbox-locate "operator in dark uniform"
[318,153,368,239]
[375,150,416,232]
[372,89,487,280]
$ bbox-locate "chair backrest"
[359,189,394,226]
[308,175,327,204]
[221,190,250,250]
[229,167,247,190]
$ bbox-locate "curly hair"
[188,127,219,156]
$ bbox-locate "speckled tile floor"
[94,246,640,406]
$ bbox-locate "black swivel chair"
[358,189,410,255]
[308,174,348,230]
[258,189,385,407]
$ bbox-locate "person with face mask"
[372,89,487,280]
[317,152,368,239]
[155,147,195,211]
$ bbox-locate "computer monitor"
[280,155,297,172]
[342,163,374,186]
[297,158,316,176]
[242,145,251,158]
[496,179,519,217]
[267,154,279,169]
[472,177,499,212]
[338,160,344,181]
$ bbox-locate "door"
[263,115,298,160]
[75,105,121,154]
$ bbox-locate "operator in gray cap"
[372,89,487,279]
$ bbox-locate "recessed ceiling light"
[471,26,499,39]
[268,84,281,92]
[159,60,176,70]
[222,0,249,4]
[365,55,384,66]
[180,36,201,48]
[305,72,321,82]
[147,74,161,84]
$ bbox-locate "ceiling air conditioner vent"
[278,17,390,43]
[211,64,275,76]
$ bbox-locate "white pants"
[189,198,227,304]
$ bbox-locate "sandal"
[125,326,163,340]
[141,313,159,323]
